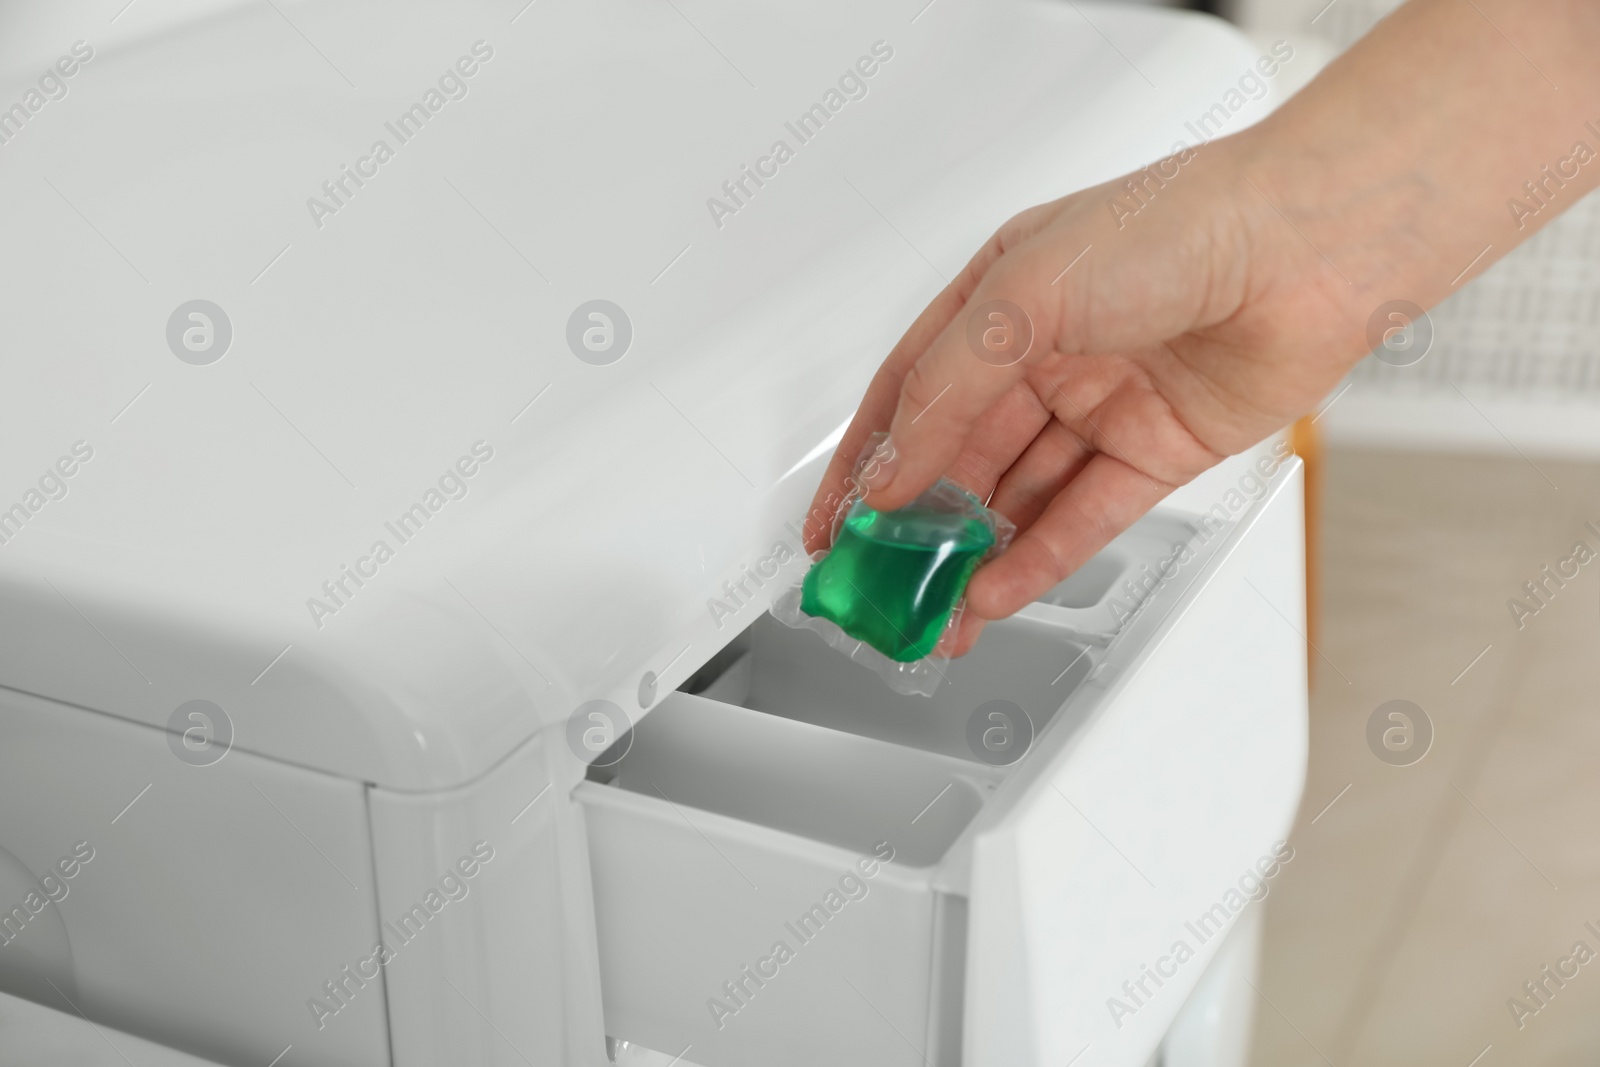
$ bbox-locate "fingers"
[984,418,1096,534]
[942,424,1092,662]
[800,232,1018,553]
[864,159,1251,514]
[804,202,1065,530]
[965,452,1173,621]
[946,613,986,659]
[863,245,1061,512]
[797,296,954,553]
[936,383,1052,503]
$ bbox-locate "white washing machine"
[0,2,1307,1064]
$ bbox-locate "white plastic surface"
[367,731,610,1067]
[0,989,230,1067]
[0,0,1288,791]
[0,5,1309,1067]
[1160,905,1262,1067]
[597,692,997,866]
[0,689,388,1067]
[580,774,952,1067]
[702,612,1093,764]
[965,462,1306,1066]
[1025,511,1208,640]
[575,453,1303,1067]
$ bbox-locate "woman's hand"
[805,0,1600,656]
[804,134,1365,654]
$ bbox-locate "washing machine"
[0,2,1307,1064]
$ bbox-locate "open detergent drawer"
[575,466,1309,1067]
[577,598,1088,1067]
[577,690,987,1067]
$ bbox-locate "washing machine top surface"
[0,0,1274,788]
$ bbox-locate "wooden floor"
[1249,446,1600,1066]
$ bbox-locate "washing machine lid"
[0,0,1276,789]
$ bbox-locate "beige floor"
[1248,446,1600,1067]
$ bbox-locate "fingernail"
[857,436,898,493]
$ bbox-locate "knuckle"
[1037,537,1076,589]
[897,359,945,424]
[1012,534,1072,594]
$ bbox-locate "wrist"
[1203,122,1400,375]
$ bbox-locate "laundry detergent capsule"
[800,498,994,662]
[771,433,1014,696]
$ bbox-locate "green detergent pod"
[772,434,1014,696]
[801,497,995,661]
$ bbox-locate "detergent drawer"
[578,464,1308,1067]
[575,609,1088,1067]
[690,611,1096,765]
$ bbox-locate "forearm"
[1239,0,1600,345]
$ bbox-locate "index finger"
[801,201,1071,551]
[800,237,1011,553]
[863,242,1065,513]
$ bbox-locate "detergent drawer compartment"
[574,688,991,1067]
[573,501,1250,1067]
[1020,510,1205,637]
[688,612,1095,767]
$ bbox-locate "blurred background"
[1129,0,1600,1063]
